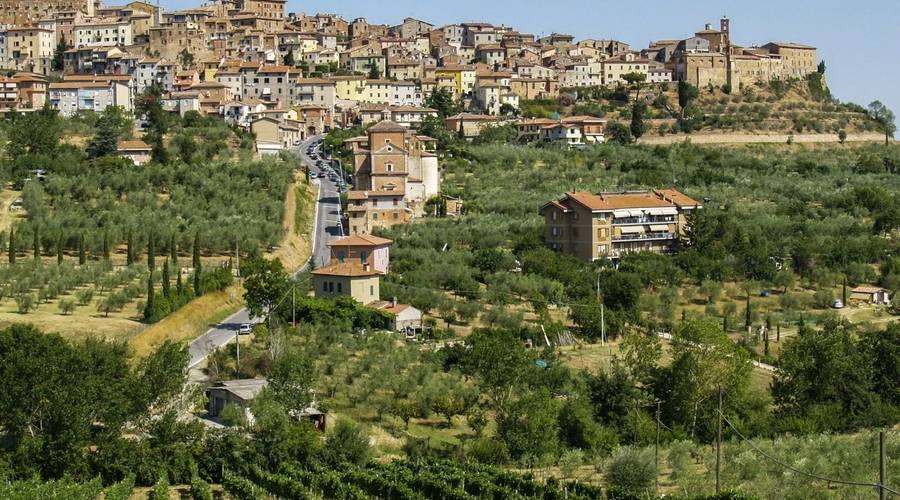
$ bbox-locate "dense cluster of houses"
[0,1,817,149]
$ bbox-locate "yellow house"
[330,75,367,101]
[434,64,475,96]
[311,262,381,305]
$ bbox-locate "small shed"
[206,379,327,429]
[850,286,891,305]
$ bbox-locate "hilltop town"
[0,0,828,144]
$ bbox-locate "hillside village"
[0,0,827,150]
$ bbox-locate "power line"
[718,410,899,495]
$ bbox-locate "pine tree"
[56,232,63,265]
[102,229,110,262]
[78,234,86,265]
[33,224,40,261]
[144,273,154,322]
[147,233,155,271]
[8,226,15,264]
[193,231,202,297]
[162,259,171,298]
[126,230,134,266]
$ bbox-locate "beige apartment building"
[541,189,702,261]
[7,27,55,75]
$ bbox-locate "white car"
[238,323,252,335]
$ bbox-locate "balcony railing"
[613,232,677,242]
[613,215,676,225]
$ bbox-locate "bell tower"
[720,16,731,50]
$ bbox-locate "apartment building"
[540,189,702,261]
[293,78,336,109]
[7,27,55,75]
[357,103,437,128]
[345,120,440,235]
[73,17,133,47]
[48,76,133,117]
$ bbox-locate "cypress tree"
[744,293,752,328]
[723,314,728,332]
[102,229,110,262]
[126,230,134,266]
[842,275,848,305]
[144,273,154,322]
[170,235,177,265]
[176,267,184,295]
[56,232,63,265]
[147,233,155,271]
[764,328,770,357]
[162,259,171,298]
[8,226,15,264]
[78,234,86,265]
[193,231,202,297]
[33,224,40,261]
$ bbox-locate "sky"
[164,0,900,116]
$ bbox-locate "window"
[337,250,345,262]
[370,285,374,295]
[337,282,342,293]
[322,282,327,292]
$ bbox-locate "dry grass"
[265,176,316,272]
[0,292,144,343]
[129,175,316,357]
[129,284,245,358]
[0,188,23,234]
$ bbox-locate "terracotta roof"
[565,191,677,212]
[654,188,701,208]
[329,234,393,247]
[311,261,380,277]
[369,120,407,132]
[851,286,888,294]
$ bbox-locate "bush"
[604,447,657,495]
[467,437,509,465]
[190,474,213,500]
[150,472,170,500]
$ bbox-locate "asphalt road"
[187,135,343,368]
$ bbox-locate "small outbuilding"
[850,286,891,305]
[206,379,327,429]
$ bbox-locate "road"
[187,135,343,368]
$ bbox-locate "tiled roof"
[329,234,393,247]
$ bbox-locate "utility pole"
[235,329,240,377]
[235,240,239,277]
[601,304,606,344]
[716,386,723,494]
[655,400,661,494]
[880,431,887,500]
[292,284,296,327]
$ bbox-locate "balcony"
[613,232,677,242]
[613,215,676,225]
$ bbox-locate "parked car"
[238,323,252,335]
[832,299,845,309]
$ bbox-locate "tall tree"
[162,259,171,298]
[78,233,86,265]
[283,50,295,67]
[867,100,896,145]
[126,230,134,266]
[241,257,288,319]
[32,224,40,261]
[169,234,178,265]
[144,273,155,322]
[630,101,646,140]
[192,231,202,296]
[86,106,129,159]
[56,231,63,265]
[8,226,14,264]
[147,233,155,271]
[102,229,110,262]
[424,87,460,118]
[51,35,67,72]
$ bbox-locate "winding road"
[187,135,343,368]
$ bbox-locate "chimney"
[392,296,398,307]
[705,23,712,31]
[363,263,370,272]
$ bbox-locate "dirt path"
[639,132,885,145]
[0,189,22,234]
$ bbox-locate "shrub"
[604,447,657,495]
